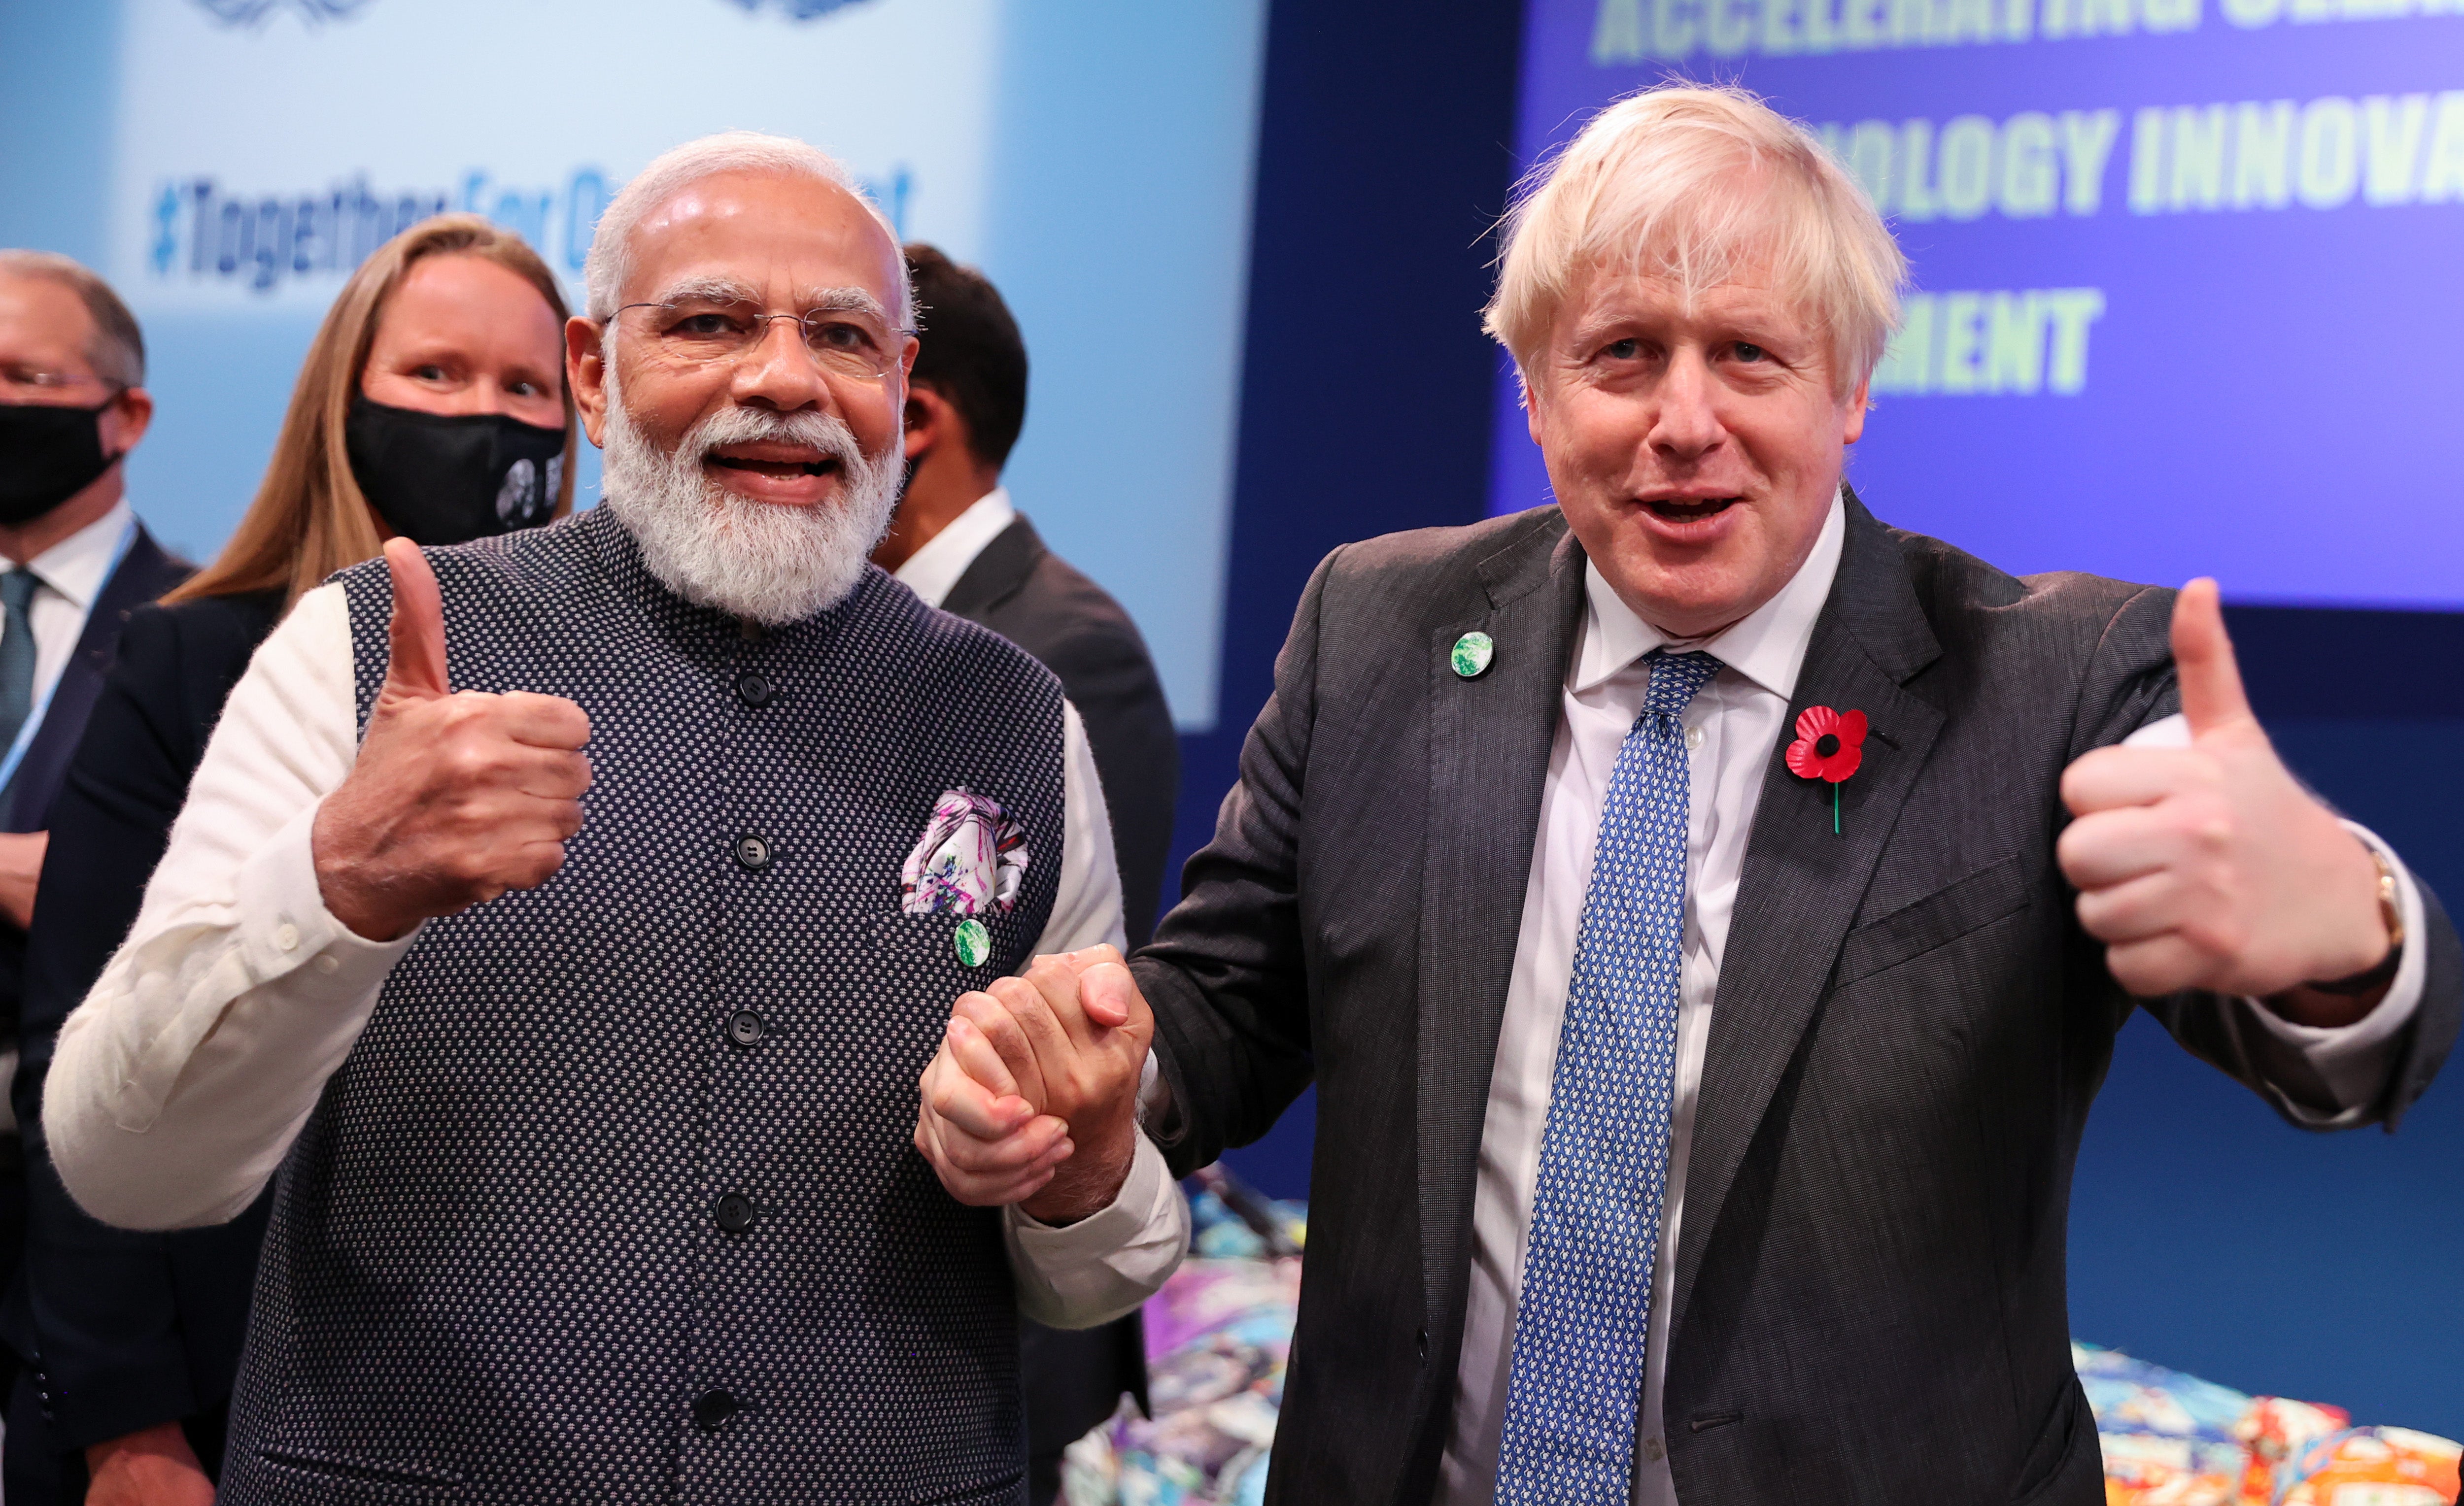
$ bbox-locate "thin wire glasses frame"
[612,298,916,382]
[0,367,124,402]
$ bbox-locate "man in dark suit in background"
[873,244,1178,1504]
[0,250,189,1488]
[914,86,2461,1504]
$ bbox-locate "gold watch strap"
[2308,844,2403,997]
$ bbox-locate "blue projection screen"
[1494,0,2464,608]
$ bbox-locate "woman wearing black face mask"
[6,215,574,1506]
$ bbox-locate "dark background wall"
[1164,0,1526,1196]
[1189,0,2463,1437]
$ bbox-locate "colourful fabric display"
[1062,1176,2460,1506]
[2085,1340,2460,1505]
[1060,1185,1304,1506]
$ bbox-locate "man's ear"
[905,381,952,464]
[566,316,610,449]
[1843,378,1870,445]
[1522,368,1549,449]
[100,384,153,459]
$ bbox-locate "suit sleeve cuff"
[2238,820,2426,1126]
[1003,1131,1187,1329]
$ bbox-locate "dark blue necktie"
[1495,649,1721,1505]
[0,569,40,762]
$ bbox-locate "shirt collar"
[20,500,136,612]
[892,485,1017,609]
[1572,489,1846,699]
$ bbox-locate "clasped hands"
[915,946,1154,1225]
[2058,579,2396,1023]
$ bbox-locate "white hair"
[597,362,903,625]
[582,130,912,330]
[1486,84,1907,399]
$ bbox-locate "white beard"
[599,373,902,625]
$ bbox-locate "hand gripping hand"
[311,540,593,942]
[913,945,1154,1225]
[83,1422,216,1506]
[2057,579,2393,1019]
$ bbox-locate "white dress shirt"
[1432,495,2429,1505]
[43,573,1188,1330]
[3,498,135,749]
[893,486,1017,609]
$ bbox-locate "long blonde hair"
[167,215,578,607]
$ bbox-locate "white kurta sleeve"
[1029,701,1127,957]
[44,583,418,1231]
[1000,699,1182,1322]
[1004,1130,1190,1329]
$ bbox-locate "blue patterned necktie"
[1495,648,1722,1505]
[0,569,39,761]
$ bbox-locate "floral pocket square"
[900,788,1028,916]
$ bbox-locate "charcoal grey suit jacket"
[944,514,1178,949]
[1133,495,2461,1505]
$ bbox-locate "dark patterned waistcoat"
[221,506,1064,1506]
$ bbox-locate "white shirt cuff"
[1003,1130,1189,1329]
[235,799,425,990]
[2235,820,2426,1124]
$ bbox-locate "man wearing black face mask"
[0,250,188,1389]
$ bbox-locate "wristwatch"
[2308,843,2405,997]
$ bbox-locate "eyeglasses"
[614,298,913,382]
[0,367,116,401]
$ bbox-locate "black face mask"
[0,399,121,527]
[344,394,566,548]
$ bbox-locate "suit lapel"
[1416,510,1587,1344]
[939,516,1041,620]
[7,525,186,830]
[1667,497,1945,1345]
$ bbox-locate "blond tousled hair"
[1485,83,1907,400]
[166,214,578,608]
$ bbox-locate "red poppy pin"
[1784,705,1867,835]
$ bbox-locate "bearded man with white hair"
[39,131,1183,1505]
[909,85,2460,1503]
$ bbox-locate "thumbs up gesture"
[2057,580,2393,1017]
[310,540,593,942]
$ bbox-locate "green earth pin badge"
[953,918,992,969]
[1451,631,1495,679]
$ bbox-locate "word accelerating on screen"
[1814,96,2464,223]
[1868,289,2106,397]
[1591,0,2459,58]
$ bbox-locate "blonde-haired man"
[915,85,2458,1504]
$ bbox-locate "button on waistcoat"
[222,508,1063,1506]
